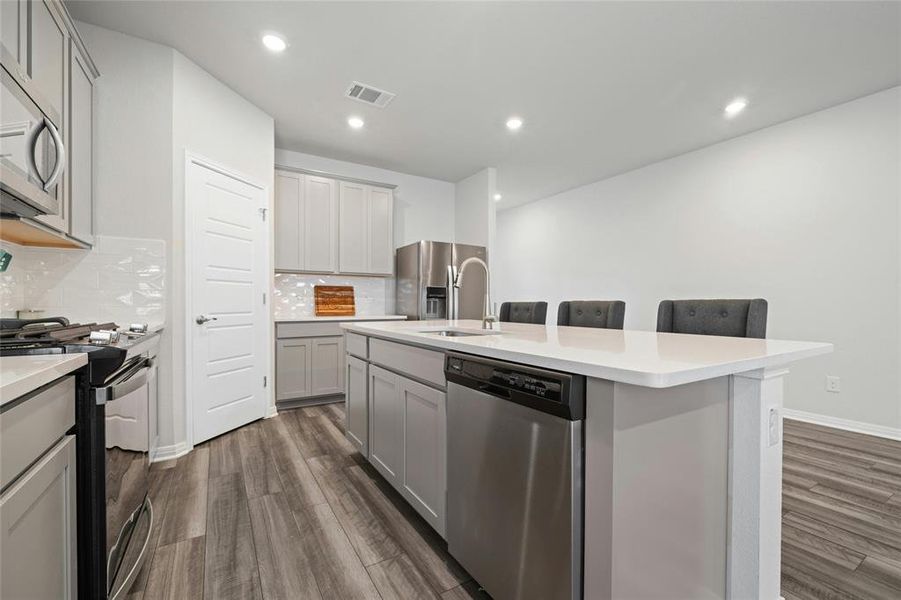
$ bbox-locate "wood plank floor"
[781,418,901,600]
[128,406,901,599]
[129,403,487,600]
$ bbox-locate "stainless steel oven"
[96,349,158,599]
[0,46,64,218]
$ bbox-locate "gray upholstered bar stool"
[557,300,626,329]
[656,298,768,338]
[499,301,548,324]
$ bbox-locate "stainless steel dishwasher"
[445,352,585,600]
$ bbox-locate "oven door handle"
[96,358,152,405]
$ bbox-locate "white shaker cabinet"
[68,40,94,244]
[1,435,77,600]
[274,170,304,271]
[303,175,338,273]
[368,364,403,487]
[399,376,446,535]
[345,354,368,455]
[276,338,312,401]
[367,186,394,275]
[274,170,338,273]
[338,181,369,273]
[338,182,394,275]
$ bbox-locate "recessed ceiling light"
[493,193,502,201]
[724,98,748,118]
[506,117,523,131]
[347,116,365,129]
[262,33,287,53]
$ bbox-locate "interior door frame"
[184,151,272,449]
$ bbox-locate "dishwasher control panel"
[445,353,584,420]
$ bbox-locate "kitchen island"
[341,319,831,600]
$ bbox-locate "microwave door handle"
[24,119,44,186]
[42,117,65,191]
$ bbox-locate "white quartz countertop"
[275,315,407,323]
[340,319,832,388]
[1,354,88,407]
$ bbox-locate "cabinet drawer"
[276,321,344,338]
[346,332,368,359]
[1,377,75,490]
[369,338,445,388]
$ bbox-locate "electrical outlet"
[768,407,780,447]
[826,376,841,393]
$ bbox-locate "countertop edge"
[340,322,833,388]
[1,353,89,407]
[275,315,408,323]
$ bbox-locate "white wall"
[275,149,456,247]
[496,88,901,432]
[76,23,275,453]
[170,53,275,446]
[454,167,497,249]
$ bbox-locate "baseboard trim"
[783,409,901,442]
[276,394,344,412]
[266,403,278,418]
[152,441,193,463]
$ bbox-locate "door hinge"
[263,292,267,305]
[259,207,268,221]
[263,375,268,388]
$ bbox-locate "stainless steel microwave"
[0,47,64,218]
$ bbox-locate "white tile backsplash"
[0,235,166,327]
[273,273,394,320]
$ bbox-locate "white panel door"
[399,376,446,535]
[311,336,344,396]
[345,355,368,455]
[339,181,369,273]
[368,187,394,275]
[274,170,302,271]
[304,175,337,272]
[188,158,269,444]
[368,365,402,486]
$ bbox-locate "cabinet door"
[1,435,77,600]
[368,186,394,275]
[274,170,303,271]
[303,175,337,272]
[310,336,344,396]
[399,376,446,535]
[31,0,68,233]
[276,338,311,401]
[338,181,369,273]
[1,0,25,68]
[368,365,402,486]
[68,42,93,244]
[345,355,368,455]
[29,0,66,118]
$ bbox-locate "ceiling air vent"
[345,81,396,108]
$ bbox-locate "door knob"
[195,314,218,325]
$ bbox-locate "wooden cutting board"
[314,285,356,316]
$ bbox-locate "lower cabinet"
[368,364,447,536]
[276,334,345,403]
[0,435,77,600]
[368,365,403,486]
[345,355,369,455]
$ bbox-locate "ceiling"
[67,1,900,209]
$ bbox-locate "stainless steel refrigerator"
[395,241,488,320]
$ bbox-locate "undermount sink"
[420,328,501,337]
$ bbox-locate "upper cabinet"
[274,168,394,276]
[0,1,98,248]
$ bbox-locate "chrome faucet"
[453,256,497,329]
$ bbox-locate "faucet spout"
[455,257,496,329]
